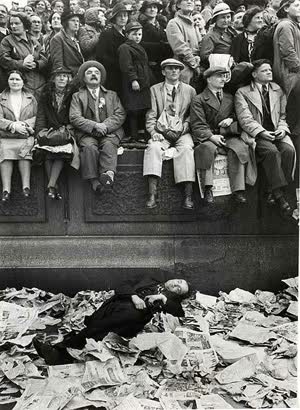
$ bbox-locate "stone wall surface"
[0,149,298,295]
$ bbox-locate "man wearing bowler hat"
[190,66,250,204]
[143,58,196,210]
[69,61,126,193]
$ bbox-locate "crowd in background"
[0,0,298,214]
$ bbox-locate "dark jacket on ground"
[50,29,84,76]
[61,278,185,349]
[96,26,126,94]
[118,40,151,111]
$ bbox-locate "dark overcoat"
[69,86,126,143]
[35,85,73,134]
[50,29,84,76]
[61,279,185,349]
[139,13,172,83]
[190,87,249,169]
[118,40,151,111]
[96,26,126,94]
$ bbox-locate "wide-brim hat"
[77,61,107,85]
[61,9,84,24]
[140,0,163,13]
[52,66,73,76]
[211,3,233,23]
[203,66,230,79]
[108,3,131,21]
[161,58,184,70]
[125,21,142,33]
[277,0,291,18]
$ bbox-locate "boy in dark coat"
[118,21,151,141]
[33,278,189,365]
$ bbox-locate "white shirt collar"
[87,87,100,98]
[164,82,180,91]
[256,82,269,92]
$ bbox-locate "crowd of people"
[0,0,298,215]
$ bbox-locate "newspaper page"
[174,327,218,373]
[0,302,38,345]
[81,358,126,391]
[197,155,232,198]
[155,380,203,400]
[13,379,75,410]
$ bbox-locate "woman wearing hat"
[49,9,84,76]
[273,0,300,97]
[96,3,130,94]
[200,3,236,68]
[118,21,151,141]
[0,12,47,99]
[138,0,172,83]
[34,67,79,200]
[78,7,106,60]
[231,6,264,63]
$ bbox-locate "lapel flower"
[99,97,106,110]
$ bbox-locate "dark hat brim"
[140,1,163,13]
[108,5,130,21]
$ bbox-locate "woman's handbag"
[37,126,72,146]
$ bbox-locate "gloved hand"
[163,129,180,143]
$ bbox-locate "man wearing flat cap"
[69,61,126,193]
[143,58,196,209]
[191,66,250,204]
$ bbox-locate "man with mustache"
[70,61,126,193]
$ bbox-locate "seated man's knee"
[146,140,163,153]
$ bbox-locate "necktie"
[216,91,222,103]
[91,89,97,100]
[262,84,270,112]
[172,86,176,102]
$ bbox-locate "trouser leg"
[255,139,287,191]
[275,141,295,185]
[227,150,245,192]
[143,139,169,178]
[98,135,119,174]
[173,133,195,184]
[79,136,99,180]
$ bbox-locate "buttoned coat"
[0,33,47,96]
[50,29,84,76]
[166,12,199,82]
[96,26,126,93]
[146,81,196,137]
[190,87,249,171]
[273,18,300,96]
[235,81,295,182]
[69,86,126,143]
[0,90,37,138]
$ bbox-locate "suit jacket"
[69,86,126,142]
[235,81,295,183]
[50,29,84,76]
[146,81,196,137]
[235,81,291,141]
[190,87,250,172]
[0,90,37,138]
[0,33,46,95]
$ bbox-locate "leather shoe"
[33,337,73,365]
[266,193,276,206]
[146,194,157,208]
[276,196,292,215]
[1,191,10,202]
[182,195,194,210]
[47,187,56,200]
[232,191,247,204]
[204,187,214,204]
[99,173,113,190]
[23,187,30,198]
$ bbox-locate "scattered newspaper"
[0,302,38,345]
